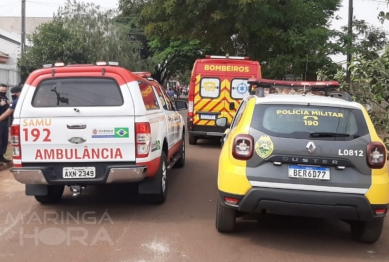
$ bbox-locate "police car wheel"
[146,152,168,205]
[216,198,236,233]
[34,185,65,204]
[173,135,185,168]
[350,218,384,244]
[189,134,197,145]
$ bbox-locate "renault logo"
[306,141,316,153]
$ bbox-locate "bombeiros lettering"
[204,64,250,73]
[35,147,123,160]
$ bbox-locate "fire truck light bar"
[205,55,250,60]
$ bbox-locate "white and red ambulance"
[10,62,187,204]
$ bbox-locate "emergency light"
[247,78,349,100]
[133,72,152,78]
[205,55,250,60]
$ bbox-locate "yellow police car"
[215,79,389,244]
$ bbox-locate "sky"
[1,0,389,63]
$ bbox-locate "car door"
[153,84,177,148]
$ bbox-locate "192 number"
[23,128,51,142]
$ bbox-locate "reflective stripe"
[249,181,368,194]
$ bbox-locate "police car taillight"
[11,124,21,160]
[232,134,254,160]
[135,122,151,158]
[366,142,386,169]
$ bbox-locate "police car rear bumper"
[11,165,147,185]
[219,188,388,221]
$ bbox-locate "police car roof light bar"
[247,78,340,88]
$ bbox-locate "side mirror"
[175,100,188,111]
[364,103,372,112]
[229,102,235,110]
[216,117,228,127]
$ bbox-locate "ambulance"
[187,55,261,145]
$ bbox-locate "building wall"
[0,17,53,36]
[0,38,20,66]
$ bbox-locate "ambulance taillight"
[135,122,151,158]
[11,124,21,160]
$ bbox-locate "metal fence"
[0,64,21,88]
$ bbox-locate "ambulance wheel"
[216,198,236,233]
[189,134,197,145]
[173,135,185,168]
[350,218,384,244]
[34,185,64,204]
[146,152,168,205]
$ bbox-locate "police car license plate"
[288,165,330,180]
[63,167,96,179]
[200,114,216,120]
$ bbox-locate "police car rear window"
[250,104,369,140]
[32,78,123,107]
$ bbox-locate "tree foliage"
[318,46,389,142]
[18,0,150,81]
[120,0,342,80]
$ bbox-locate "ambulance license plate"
[200,114,216,120]
[63,167,96,179]
[288,165,330,180]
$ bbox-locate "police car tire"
[34,185,65,204]
[350,218,384,244]
[189,134,197,145]
[216,198,236,233]
[147,152,168,205]
[173,135,185,168]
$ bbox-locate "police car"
[10,62,187,204]
[215,79,389,243]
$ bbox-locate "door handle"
[67,124,86,129]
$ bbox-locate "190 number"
[304,120,319,126]
[23,128,51,142]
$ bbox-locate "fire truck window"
[231,79,249,99]
[200,78,220,98]
[139,82,160,110]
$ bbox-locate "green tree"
[18,0,150,81]
[120,0,342,80]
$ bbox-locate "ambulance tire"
[189,134,197,145]
[34,185,65,204]
[350,218,384,244]
[173,135,185,168]
[145,152,168,205]
[216,198,236,233]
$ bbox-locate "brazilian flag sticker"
[114,128,129,138]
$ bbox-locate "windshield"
[250,104,369,140]
[32,77,123,107]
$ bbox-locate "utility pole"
[346,0,353,84]
[21,0,26,55]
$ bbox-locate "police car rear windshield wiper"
[309,132,352,137]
